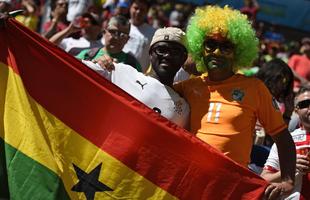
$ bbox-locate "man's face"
[202,37,235,72]
[130,2,148,26]
[150,41,187,78]
[296,91,310,128]
[104,23,130,53]
[301,43,310,56]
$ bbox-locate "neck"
[149,71,174,87]
[208,70,234,82]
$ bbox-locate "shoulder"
[140,23,156,35]
[114,63,141,75]
[76,49,88,59]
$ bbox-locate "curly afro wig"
[186,5,259,72]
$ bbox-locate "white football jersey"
[83,61,189,128]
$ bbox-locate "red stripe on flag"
[0,19,267,199]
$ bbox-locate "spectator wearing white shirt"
[123,0,155,73]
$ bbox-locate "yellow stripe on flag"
[0,62,177,200]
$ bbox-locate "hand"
[264,181,294,200]
[296,154,310,174]
[93,55,117,72]
[66,22,82,34]
[52,8,66,21]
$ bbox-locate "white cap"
[150,27,186,49]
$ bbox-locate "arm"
[42,5,67,39]
[264,129,295,199]
[261,143,282,182]
[272,129,296,185]
[82,60,112,81]
[261,170,281,183]
[49,22,80,45]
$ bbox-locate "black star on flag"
[71,163,113,200]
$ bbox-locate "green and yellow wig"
[186,5,259,72]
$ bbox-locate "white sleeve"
[82,60,112,81]
[264,144,280,171]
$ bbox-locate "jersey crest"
[231,89,244,102]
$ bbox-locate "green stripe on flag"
[0,138,70,200]
[0,138,9,199]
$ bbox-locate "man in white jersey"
[262,87,310,199]
[83,27,189,128]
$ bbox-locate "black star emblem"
[71,163,113,200]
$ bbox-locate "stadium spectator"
[262,87,310,199]
[122,0,156,73]
[288,37,310,92]
[256,59,294,147]
[83,27,190,128]
[76,15,141,72]
[15,0,38,31]
[49,12,103,56]
[41,0,69,39]
[174,6,296,199]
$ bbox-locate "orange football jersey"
[174,74,286,166]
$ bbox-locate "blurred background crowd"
[0,0,308,76]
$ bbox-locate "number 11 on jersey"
[206,102,222,122]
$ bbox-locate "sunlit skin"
[202,35,235,81]
[104,24,130,54]
[295,91,310,130]
[130,2,148,26]
[150,41,187,86]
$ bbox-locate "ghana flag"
[0,18,267,200]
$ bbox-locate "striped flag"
[0,19,267,200]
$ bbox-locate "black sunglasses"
[204,39,234,55]
[106,29,129,38]
[152,46,185,57]
[297,99,310,109]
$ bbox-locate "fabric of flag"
[0,18,268,200]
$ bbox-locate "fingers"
[265,181,294,200]
[265,184,281,200]
[296,160,310,173]
[93,55,115,71]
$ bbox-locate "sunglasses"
[204,39,234,55]
[106,29,129,39]
[297,99,310,109]
[152,46,185,57]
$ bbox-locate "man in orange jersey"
[174,6,296,200]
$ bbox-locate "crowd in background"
[0,0,308,75]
